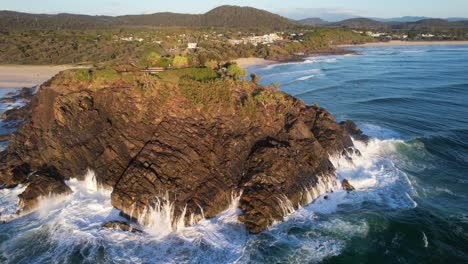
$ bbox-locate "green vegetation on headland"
[54,62,289,119]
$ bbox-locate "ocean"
[1,44,467,263]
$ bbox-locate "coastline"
[339,40,468,47]
[234,57,275,68]
[235,49,357,69]
[0,64,87,89]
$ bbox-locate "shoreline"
[236,49,356,69]
[0,64,87,89]
[234,58,275,68]
[339,40,468,47]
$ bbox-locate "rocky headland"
[0,65,365,233]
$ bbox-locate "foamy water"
[3,45,467,262]
[0,125,419,263]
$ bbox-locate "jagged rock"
[0,67,360,233]
[238,118,337,233]
[0,152,30,188]
[0,104,32,123]
[17,167,71,212]
[102,221,143,233]
[0,98,16,104]
[340,120,370,143]
[341,179,356,192]
[17,87,35,101]
[0,87,34,105]
[0,134,10,142]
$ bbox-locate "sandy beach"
[0,65,87,89]
[339,40,468,48]
[234,57,275,68]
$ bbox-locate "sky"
[1,0,467,21]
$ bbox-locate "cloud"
[277,7,360,22]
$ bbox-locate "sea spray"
[0,132,421,263]
[137,194,187,237]
[0,184,25,222]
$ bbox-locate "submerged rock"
[18,167,72,212]
[102,221,143,233]
[0,66,361,233]
[341,179,356,192]
[0,134,10,142]
[0,98,16,104]
[0,103,32,124]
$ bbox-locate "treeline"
[0,28,372,65]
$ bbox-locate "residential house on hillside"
[187,43,198,49]
[228,33,283,46]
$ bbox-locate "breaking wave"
[0,124,420,263]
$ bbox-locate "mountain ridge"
[0,6,298,30]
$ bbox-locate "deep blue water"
[248,45,468,263]
[0,45,467,263]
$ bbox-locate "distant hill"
[0,6,297,31]
[329,18,390,29]
[396,19,468,30]
[374,16,430,23]
[0,11,116,30]
[447,17,468,22]
[297,18,328,26]
[319,17,468,30]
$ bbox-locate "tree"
[173,55,189,68]
[205,60,218,69]
[147,52,161,66]
[250,72,261,84]
[226,63,246,80]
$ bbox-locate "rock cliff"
[0,66,359,233]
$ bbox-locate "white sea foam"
[0,124,419,263]
[261,56,338,70]
[261,68,321,78]
[0,184,26,222]
[422,232,429,248]
[295,74,318,81]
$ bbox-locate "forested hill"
[316,17,468,30]
[0,6,298,31]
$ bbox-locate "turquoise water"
[1,45,467,263]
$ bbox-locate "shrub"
[93,68,120,81]
[205,60,218,69]
[181,68,218,82]
[75,69,93,82]
[179,79,232,107]
[226,64,246,80]
[173,55,189,68]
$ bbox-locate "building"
[228,33,283,46]
[120,36,144,42]
[187,43,198,49]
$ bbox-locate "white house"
[187,43,198,49]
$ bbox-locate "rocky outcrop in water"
[18,167,72,212]
[102,221,143,233]
[340,120,370,144]
[0,66,361,233]
[341,179,356,192]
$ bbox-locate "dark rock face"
[0,134,10,142]
[340,120,370,143]
[18,167,71,212]
[0,70,358,233]
[341,179,356,192]
[0,152,30,188]
[1,104,32,123]
[102,221,143,233]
